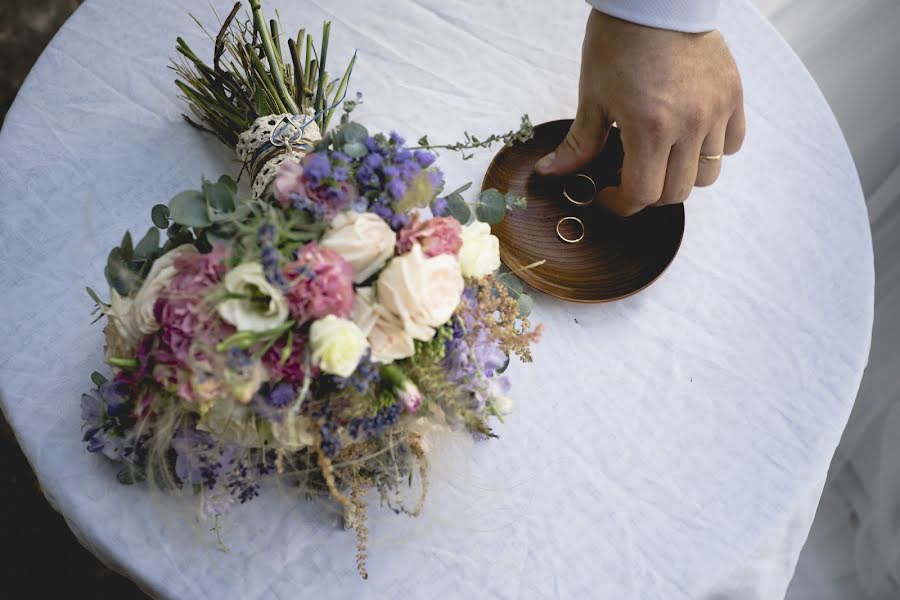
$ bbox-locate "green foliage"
[169,190,210,227]
[445,182,472,224]
[151,204,170,229]
[90,371,108,386]
[414,324,453,362]
[476,189,505,224]
[414,114,535,160]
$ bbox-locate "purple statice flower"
[414,149,436,167]
[335,350,379,393]
[388,177,407,200]
[225,460,260,504]
[347,404,403,441]
[355,132,442,214]
[258,225,288,290]
[267,382,295,408]
[226,347,252,371]
[304,153,332,183]
[319,422,342,457]
[431,197,449,217]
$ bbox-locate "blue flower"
[414,149,437,167]
[267,382,295,408]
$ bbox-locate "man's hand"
[535,10,745,216]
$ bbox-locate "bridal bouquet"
[80,0,540,578]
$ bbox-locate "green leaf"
[120,231,133,261]
[505,192,527,210]
[85,286,105,306]
[204,179,237,217]
[448,181,472,196]
[418,135,429,146]
[517,293,534,318]
[476,188,506,224]
[134,227,160,260]
[116,467,144,485]
[105,247,132,296]
[217,174,237,194]
[90,371,108,386]
[446,194,471,224]
[342,141,368,158]
[168,190,211,227]
[496,353,511,375]
[205,225,233,245]
[499,273,524,297]
[151,204,170,229]
[340,121,368,144]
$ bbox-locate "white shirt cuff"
[585,0,720,33]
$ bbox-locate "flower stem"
[249,0,300,114]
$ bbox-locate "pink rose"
[283,242,355,324]
[396,215,462,257]
[273,161,306,209]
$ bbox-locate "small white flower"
[459,221,501,278]
[320,212,396,283]
[217,263,289,332]
[309,315,369,378]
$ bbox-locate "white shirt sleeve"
[585,0,719,33]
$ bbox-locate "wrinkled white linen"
[0,1,872,599]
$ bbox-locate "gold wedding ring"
[556,216,585,244]
[699,153,723,162]
[563,173,596,206]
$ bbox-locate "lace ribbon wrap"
[236,113,323,200]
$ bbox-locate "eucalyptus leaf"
[151,204,170,229]
[134,227,160,260]
[499,273,524,297]
[476,188,506,224]
[340,121,368,143]
[205,225,234,245]
[517,293,534,318]
[448,181,472,196]
[446,194,471,224]
[342,141,368,159]
[217,174,237,194]
[496,353,511,375]
[505,192,527,210]
[105,247,133,296]
[204,179,237,216]
[120,231,134,261]
[169,190,211,227]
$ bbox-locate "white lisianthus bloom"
[352,287,416,363]
[376,244,464,342]
[320,212,396,283]
[217,263,289,332]
[459,221,501,278]
[309,315,369,378]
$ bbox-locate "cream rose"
[309,315,369,377]
[105,245,197,345]
[459,221,501,278]
[217,263,289,332]
[320,212,396,283]
[352,287,416,363]
[376,243,464,342]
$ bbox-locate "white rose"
[105,245,197,344]
[133,245,197,334]
[106,289,141,347]
[217,263,289,332]
[309,315,369,378]
[459,221,501,278]
[320,212,396,283]
[377,244,464,342]
[352,287,416,363]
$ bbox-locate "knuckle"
[636,106,671,140]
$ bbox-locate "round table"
[0,1,873,598]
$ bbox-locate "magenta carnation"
[262,335,318,384]
[396,215,462,257]
[282,242,355,324]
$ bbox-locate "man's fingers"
[599,132,669,216]
[657,139,704,204]
[724,98,745,155]
[695,123,727,187]
[535,111,610,176]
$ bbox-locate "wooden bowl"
[483,119,685,303]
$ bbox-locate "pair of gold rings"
[556,174,595,243]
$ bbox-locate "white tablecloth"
[0,1,873,598]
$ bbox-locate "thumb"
[535,113,610,176]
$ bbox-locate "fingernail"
[535,152,556,173]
